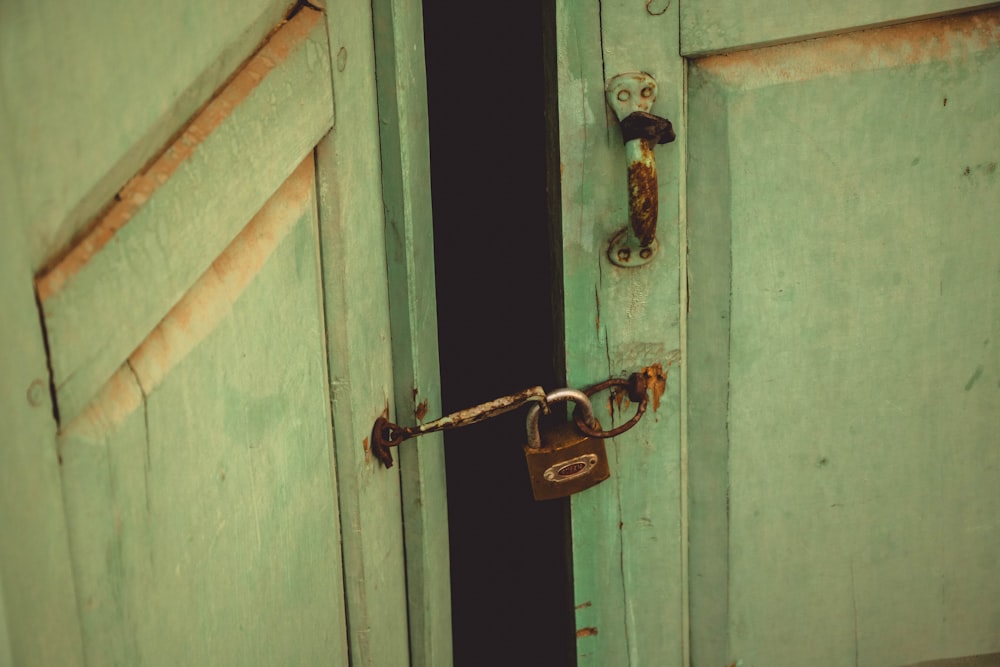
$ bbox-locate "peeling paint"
[641,362,668,412]
[576,627,599,638]
[414,398,429,422]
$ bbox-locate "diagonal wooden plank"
[372,0,453,664]
[680,0,996,56]
[2,0,294,271]
[36,8,334,426]
[58,157,349,665]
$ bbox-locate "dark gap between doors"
[422,1,573,664]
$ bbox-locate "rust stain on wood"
[574,601,592,610]
[34,8,324,301]
[576,627,599,638]
[641,362,668,412]
[414,399,429,422]
[697,8,1000,88]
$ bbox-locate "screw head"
[641,86,654,98]
[639,247,654,259]
[27,379,46,407]
[617,247,631,262]
[617,89,631,102]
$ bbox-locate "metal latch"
[370,372,653,468]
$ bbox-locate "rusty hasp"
[371,386,549,467]
[573,372,651,439]
[369,369,660,468]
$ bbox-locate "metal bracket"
[605,72,675,268]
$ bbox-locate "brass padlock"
[523,388,611,500]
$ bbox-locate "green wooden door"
[0,2,450,666]
[552,2,1000,665]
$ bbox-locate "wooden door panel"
[2,1,449,665]
[58,156,350,666]
[550,2,686,664]
[1,0,294,270]
[687,9,1000,666]
[36,9,334,426]
[680,0,997,55]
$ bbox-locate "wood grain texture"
[36,9,334,426]
[58,162,350,665]
[317,3,412,664]
[0,0,293,271]
[372,0,453,664]
[687,10,1000,665]
[0,152,85,667]
[552,0,686,663]
[680,0,997,55]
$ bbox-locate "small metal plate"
[542,453,600,482]
[609,228,658,267]
[606,72,658,122]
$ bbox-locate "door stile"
[684,63,736,667]
[316,4,412,665]
[371,0,454,665]
[550,0,687,663]
[0,205,86,667]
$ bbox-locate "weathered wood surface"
[680,0,996,55]
[0,155,85,667]
[552,0,686,663]
[36,9,334,426]
[317,3,413,664]
[372,0,453,664]
[58,158,351,666]
[5,0,445,663]
[687,9,1000,666]
[1,0,292,271]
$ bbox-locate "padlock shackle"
[525,388,597,449]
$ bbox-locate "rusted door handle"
[605,72,675,267]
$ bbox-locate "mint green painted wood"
[0,166,85,666]
[0,0,291,270]
[58,161,350,665]
[37,10,334,427]
[680,0,996,55]
[552,0,686,663]
[316,5,412,664]
[687,9,1000,666]
[3,1,445,662]
[684,68,734,667]
[372,0,453,664]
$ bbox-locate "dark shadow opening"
[422,2,572,665]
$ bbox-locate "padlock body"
[523,421,610,500]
